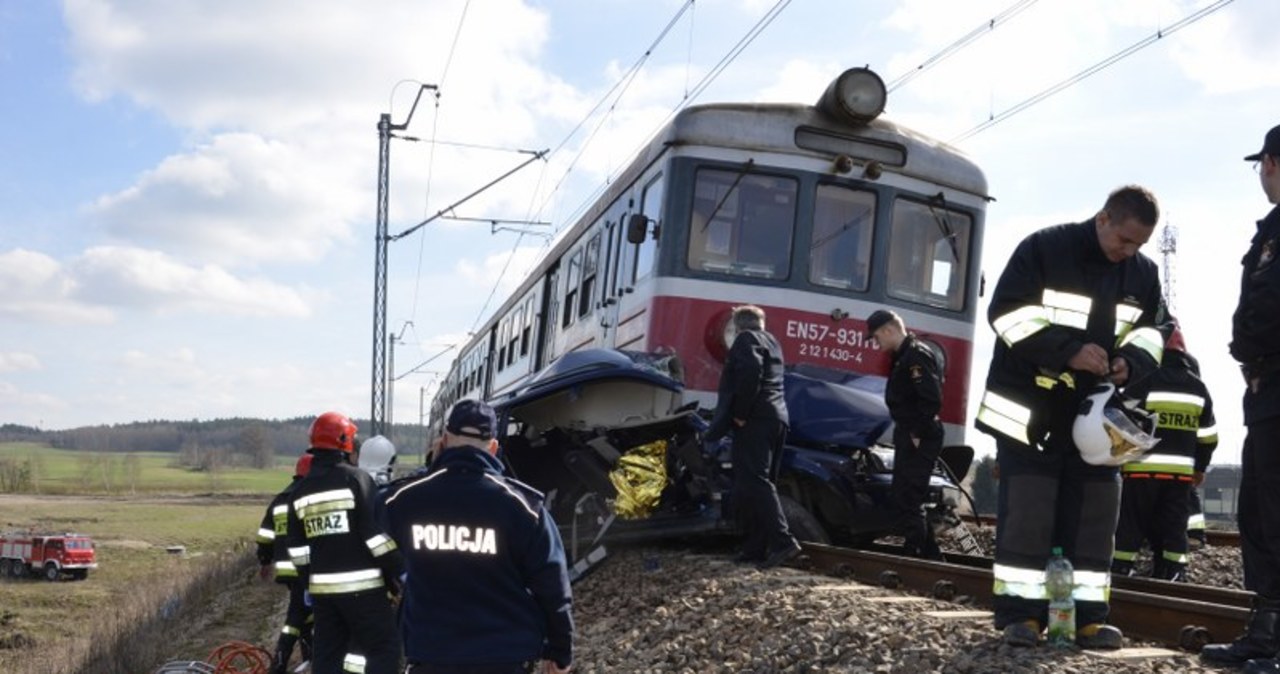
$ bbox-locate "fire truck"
[0,532,97,581]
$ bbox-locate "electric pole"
[371,83,436,438]
[1159,223,1178,313]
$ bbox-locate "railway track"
[963,515,1240,547]
[802,542,1250,650]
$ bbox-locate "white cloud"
[0,249,115,324]
[454,243,547,299]
[0,352,40,373]
[70,246,311,317]
[89,133,362,265]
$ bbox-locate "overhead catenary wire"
[886,0,1043,93]
[950,0,1237,144]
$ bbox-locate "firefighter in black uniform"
[256,453,315,674]
[975,185,1167,650]
[383,400,573,674]
[1111,326,1217,582]
[867,308,945,560]
[706,304,802,569]
[1203,125,1280,672]
[285,412,403,674]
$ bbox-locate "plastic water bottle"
[1045,546,1076,647]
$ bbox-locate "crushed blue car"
[490,349,975,578]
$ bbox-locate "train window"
[810,184,875,291]
[496,320,507,372]
[521,296,534,357]
[563,249,581,328]
[636,174,664,282]
[687,168,796,280]
[508,307,521,366]
[580,233,600,318]
[886,197,972,311]
[602,221,617,299]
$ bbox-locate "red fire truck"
[0,532,97,581]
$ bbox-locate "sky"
[1,0,1278,464]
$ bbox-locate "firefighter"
[285,412,403,674]
[1203,125,1280,672]
[867,308,945,560]
[1111,326,1217,582]
[256,453,315,674]
[1188,488,1208,547]
[975,185,1167,650]
[383,399,573,674]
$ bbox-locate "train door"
[599,219,621,347]
[536,263,560,369]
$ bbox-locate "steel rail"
[963,514,1241,548]
[801,542,1249,648]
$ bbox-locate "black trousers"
[1114,477,1191,576]
[890,426,941,557]
[311,588,399,674]
[993,440,1120,629]
[274,579,313,666]
[1241,415,1280,599]
[406,663,536,674]
[731,418,794,555]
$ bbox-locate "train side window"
[687,168,796,280]
[508,306,521,366]
[496,320,507,372]
[616,213,634,292]
[521,296,534,356]
[580,233,600,318]
[810,184,875,291]
[886,197,972,311]
[636,174,664,282]
[602,221,617,301]
[563,249,582,328]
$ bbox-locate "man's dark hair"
[1102,185,1159,227]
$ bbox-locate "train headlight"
[817,67,886,125]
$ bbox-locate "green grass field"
[0,494,281,674]
[0,442,296,495]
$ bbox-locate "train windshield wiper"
[928,191,961,263]
[701,158,756,231]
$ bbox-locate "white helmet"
[1073,383,1160,466]
[357,435,397,485]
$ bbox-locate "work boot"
[1110,559,1135,577]
[1153,559,1187,583]
[1077,623,1124,650]
[759,538,802,569]
[1245,657,1280,674]
[1001,619,1041,647]
[1202,597,1280,667]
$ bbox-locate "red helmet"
[1166,326,1186,353]
[294,453,313,478]
[310,411,357,452]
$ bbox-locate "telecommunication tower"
[1159,223,1178,313]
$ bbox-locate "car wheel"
[44,563,59,582]
[779,494,829,544]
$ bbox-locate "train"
[425,67,989,556]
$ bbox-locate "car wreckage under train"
[490,349,976,577]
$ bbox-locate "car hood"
[783,363,891,448]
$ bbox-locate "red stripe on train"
[643,295,972,425]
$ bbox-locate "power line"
[887,0,1043,92]
[951,0,1236,144]
[468,231,528,332]
[438,0,472,91]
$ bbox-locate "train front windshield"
[683,164,974,314]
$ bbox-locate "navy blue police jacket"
[707,328,789,440]
[1232,204,1280,424]
[382,446,573,668]
[885,333,944,441]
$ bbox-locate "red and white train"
[429,67,988,445]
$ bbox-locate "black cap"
[1245,124,1280,162]
[446,399,497,440]
[866,309,900,334]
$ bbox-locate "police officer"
[867,308,945,560]
[383,400,573,674]
[285,412,403,674]
[1203,125,1280,672]
[975,185,1167,650]
[1111,325,1217,582]
[707,304,801,568]
[256,453,314,674]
